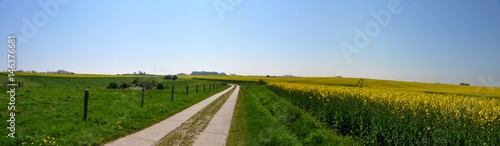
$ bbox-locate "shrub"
[140,81,154,90]
[156,83,164,90]
[132,78,141,86]
[119,82,130,89]
[132,78,140,84]
[164,75,178,80]
[257,79,267,85]
[164,75,172,80]
[106,82,118,89]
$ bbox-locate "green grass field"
[227,84,358,146]
[0,73,228,145]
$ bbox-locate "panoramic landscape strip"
[2,1,500,145]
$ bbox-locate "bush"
[156,83,164,90]
[106,82,118,89]
[164,75,173,80]
[119,82,130,89]
[140,80,155,90]
[132,78,140,84]
[257,79,267,85]
[163,75,178,80]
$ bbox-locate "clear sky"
[1,0,499,86]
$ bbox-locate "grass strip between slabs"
[155,86,236,146]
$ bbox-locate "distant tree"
[190,71,225,75]
[220,72,227,75]
[460,83,470,86]
[107,82,118,89]
[177,73,188,75]
[266,75,270,78]
[173,75,178,80]
[164,75,173,80]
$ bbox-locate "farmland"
[199,76,500,145]
[1,73,499,145]
[192,76,500,98]
[0,73,228,145]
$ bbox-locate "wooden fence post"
[141,88,145,107]
[203,84,205,92]
[186,85,189,95]
[171,86,174,101]
[196,84,198,93]
[83,90,89,120]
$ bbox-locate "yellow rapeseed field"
[268,82,500,145]
[195,75,500,144]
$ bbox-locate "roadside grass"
[0,75,228,145]
[227,84,358,146]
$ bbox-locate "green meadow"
[0,73,228,145]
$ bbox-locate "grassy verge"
[227,84,357,146]
[156,86,236,145]
[0,75,228,145]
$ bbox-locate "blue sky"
[1,0,499,86]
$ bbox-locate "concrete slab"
[105,85,235,146]
[193,85,240,146]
